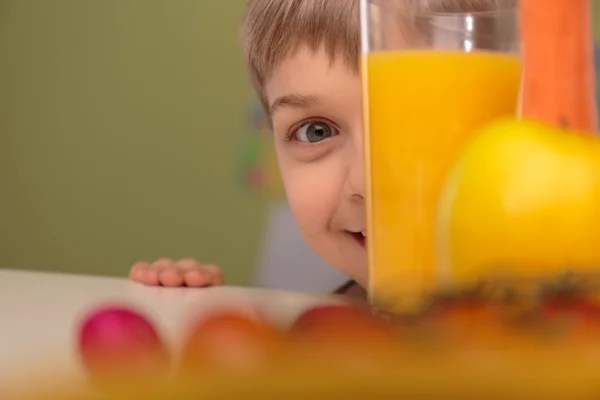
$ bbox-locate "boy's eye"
[295,121,338,143]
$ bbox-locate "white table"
[0,269,339,396]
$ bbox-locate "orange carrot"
[519,0,598,133]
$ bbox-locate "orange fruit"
[179,310,286,375]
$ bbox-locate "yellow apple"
[436,118,600,283]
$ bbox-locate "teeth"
[361,231,366,237]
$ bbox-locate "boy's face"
[265,46,367,287]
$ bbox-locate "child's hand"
[129,258,223,287]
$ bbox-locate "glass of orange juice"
[361,1,522,314]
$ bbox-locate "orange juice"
[363,50,522,313]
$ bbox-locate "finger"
[203,264,224,286]
[176,258,222,287]
[149,258,183,286]
[158,267,186,287]
[175,258,203,270]
[151,258,177,272]
[141,266,161,286]
[129,261,151,282]
[182,268,211,287]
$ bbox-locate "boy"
[131,0,366,299]
[129,0,509,301]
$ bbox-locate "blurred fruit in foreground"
[291,304,389,337]
[535,294,600,345]
[77,305,170,387]
[179,309,285,375]
[30,288,600,400]
[423,297,522,350]
[437,118,600,282]
[289,304,399,369]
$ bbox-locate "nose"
[345,134,365,201]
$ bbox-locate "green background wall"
[0,0,266,284]
[595,0,600,38]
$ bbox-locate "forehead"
[264,46,361,113]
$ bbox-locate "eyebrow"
[269,93,320,115]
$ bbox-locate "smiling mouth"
[349,231,366,247]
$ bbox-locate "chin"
[343,264,367,288]
[352,274,368,289]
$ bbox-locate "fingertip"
[176,258,203,270]
[141,267,161,286]
[158,267,185,287]
[203,264,224,285]
[183,269,210,287]
[129,261,149,281]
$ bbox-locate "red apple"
[425,298,521,350]
[537,293,600,345]
[77,305,170,387]
[291,305,378,332]
[289,304,398,369]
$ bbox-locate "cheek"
[284,172,330,232]
[277,157,338,235]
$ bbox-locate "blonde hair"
[240,0,515,112]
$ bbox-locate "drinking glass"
[361,0,522,314]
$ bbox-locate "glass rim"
[419,8,516,19]
[363,0,517,19]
